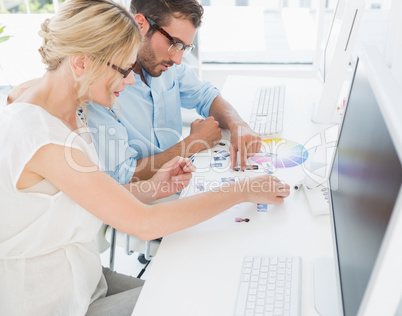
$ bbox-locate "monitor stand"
[313,257,342,316]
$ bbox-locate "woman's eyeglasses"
[107,62,135,79]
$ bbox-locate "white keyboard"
[249,85,285,137]
[234,255,301,316]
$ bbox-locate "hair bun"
[38,19,53,66]
[38,46,47,65]
[38,18,51,41]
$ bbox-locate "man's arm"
[86,99,222,183]
[132,116,221,181]
[209,94,262,170]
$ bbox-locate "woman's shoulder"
[2,101,43,114]
[0,103,70,141]
[2,102,58,124]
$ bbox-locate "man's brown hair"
[130,0,204,29]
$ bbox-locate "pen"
[184,153,197,169]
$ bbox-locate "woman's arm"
[20,144,289,241]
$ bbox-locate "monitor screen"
[329,58,402,315]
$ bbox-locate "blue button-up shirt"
[87,63,219,184]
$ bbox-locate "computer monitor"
[313,0,365,123]
[323,52,402,315]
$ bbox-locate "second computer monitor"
[313,0,365,123]
[328,56,402,315]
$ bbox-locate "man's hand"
[207,95,262,170]
[149,156,195,200]
[229,124,262,170]
[187,116,222,153]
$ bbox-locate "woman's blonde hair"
[38,0,141,107]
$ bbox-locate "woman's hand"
[239,174,290,204]
[149,156,195,201]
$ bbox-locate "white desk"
[133,75,338,316]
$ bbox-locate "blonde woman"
[0,0,290,315]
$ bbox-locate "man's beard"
[137,39,174,78]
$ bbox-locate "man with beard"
[86,0,262,184]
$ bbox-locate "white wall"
[0,14,51,86]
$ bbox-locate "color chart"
[249,138,308,169]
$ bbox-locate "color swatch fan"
[249,138,308,169]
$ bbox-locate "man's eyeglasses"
[107,62,135,79]
[145,16,195,57]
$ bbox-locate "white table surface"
[132,75,339,316]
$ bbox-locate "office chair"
[97,193,180,272]
[105,225,161,271]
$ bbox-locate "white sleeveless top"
[0,103,107,315]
